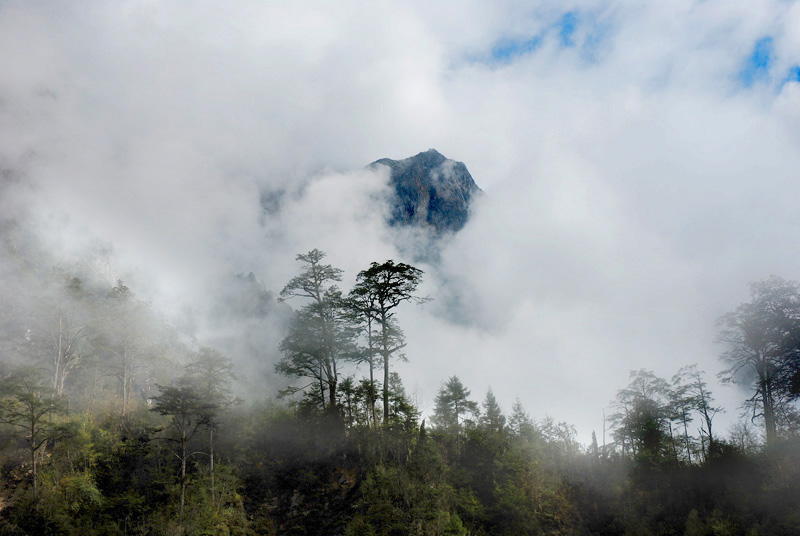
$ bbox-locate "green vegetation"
[1,246,799,535]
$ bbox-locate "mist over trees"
[275,249,351,411]
[1,233,799,534]
[717,276,800,443]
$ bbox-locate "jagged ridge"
[370,149,481,234]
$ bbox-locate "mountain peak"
[369,150,482,234]
[417,148,446,160]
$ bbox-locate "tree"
[538,416,581,463]
[385,372,419,432]
[95,281,157,417]
[728,417,761,454]
[351,260,424,425]
[590,431,600,459]
[338,376,359,428]
[479,388,506,435]
[508,398,535,439]
[610,369,671,462]
[0,365,68,499]
[356,377,381,428]
[277,249,354,412]
[346,284,381,427]
[151,378,212,533]
[184,347,239,506]
[717,276,800,444]
[673,365,723,461]
[26,272,90,396]
[777,317,800,401]
[431,376,479,446]
[669,369,698,464]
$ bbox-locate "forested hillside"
[1,228,799,535]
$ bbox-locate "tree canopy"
[717,276,800,443]
[351,260,425,425]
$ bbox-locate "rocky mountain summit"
[370,149,481,234]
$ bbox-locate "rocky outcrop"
[370,149,481,234]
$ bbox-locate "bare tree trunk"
[602,409,607,456]
[330,349,338,410]
[319,364,325,411]
[121,349,129,418]
[762,380,777,444]
[383,352,389,426]
[30,425,37,500]
[682,418,692,464]
[699,430,706,462]
[381,312,389,426]
[703,414,715,457]
[668,422,679,463]
[367,320,377,428]
[369,357,377,428]
[209,427,215,508]
[179,434,187,534]
[55,317,63,394]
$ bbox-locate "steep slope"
[370,149,481,234]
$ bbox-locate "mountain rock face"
[370,149,481,234]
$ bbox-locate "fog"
[3,0,800,441]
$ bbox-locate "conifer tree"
[185,347,239,505]
[276,249,354,411]
[0,366,67,499]
[508,398,535,439]
[151,378,212,533]
[432,376,478,446]
[351,260,424,426]
[479,388,506,435]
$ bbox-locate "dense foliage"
[1,239,799,535]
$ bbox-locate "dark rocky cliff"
[370,149,481,234]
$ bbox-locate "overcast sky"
[3,0,800,442]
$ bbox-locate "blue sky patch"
[483,10,612,67]
[776,65,800,91]
[491,35,543,62]
[559,12,577,47]
[740,37,773,87]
